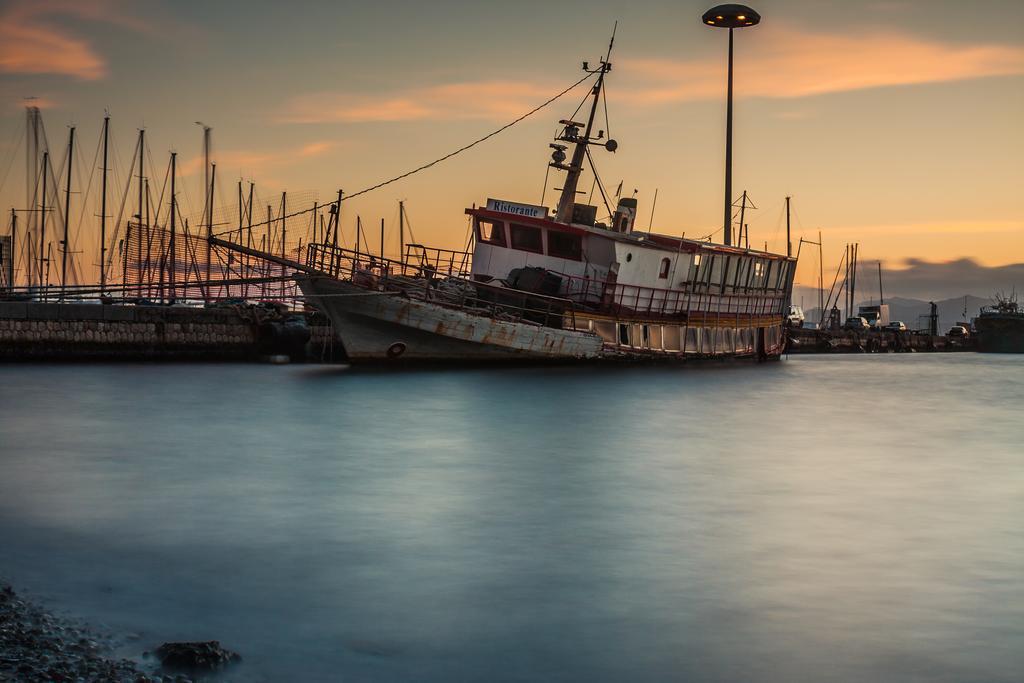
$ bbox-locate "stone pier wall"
[0,302,335,361]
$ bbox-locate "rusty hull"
[296,275,604,362]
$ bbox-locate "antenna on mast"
[550,23,620,224]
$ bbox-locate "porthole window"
[626,253,633,262]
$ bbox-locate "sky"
[0,0,1022,295]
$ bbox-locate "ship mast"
[553,27,618,223]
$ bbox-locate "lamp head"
[702,4,760,28]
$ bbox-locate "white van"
[787,305,805,327]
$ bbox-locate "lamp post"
[702,4,760,247]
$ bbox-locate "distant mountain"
[801,295,992,332]
[792,258,1023,313]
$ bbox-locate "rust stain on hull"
[297,276,603,361]
[296,275,786,364]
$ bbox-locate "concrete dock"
[0,301,335,361]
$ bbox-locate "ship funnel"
[612,197,637,233]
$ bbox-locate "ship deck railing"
[305,243,576,330]
[550,269,789,324]
[402,243,473,277]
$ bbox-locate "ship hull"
[295,275,604,361]
[975,314,1024,353]
[296,276,785,364]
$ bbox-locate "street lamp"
[702,4,760,247]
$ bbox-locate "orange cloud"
[298,141,334,157]
[179,140,338,179]
[0,0,156,81]
[280,80,553,124]
[11,96,58,110]
[618,24,1024,104]
[0,21,105,81]
[280,25,1024,126]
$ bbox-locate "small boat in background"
[974,294,1024,353]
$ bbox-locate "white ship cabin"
[467,198,795,312]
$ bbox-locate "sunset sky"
[0,0,1022,294]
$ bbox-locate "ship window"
[774,261,788,290]
[477,219,505,246]
[700,254,713,283]
[709,255,723,287]
[688,253,702,282]
[659,258,671,279]
[548,230,582,261]
[510,224,543,253]
[737,258,750,289]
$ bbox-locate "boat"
[292,44,795,363]
[974,294,1024,353]
[219,40,796,363]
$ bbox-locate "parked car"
[787,305,805,327]
[885,321,908,332]
[843,316,870,331]
[947,325,970,338]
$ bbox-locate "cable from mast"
[210,71,597,238]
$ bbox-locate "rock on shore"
[154,641,240,674]
[0,581,164,682]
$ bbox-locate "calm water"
[1,355,1022,682]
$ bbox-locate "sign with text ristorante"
[486,198,549,220]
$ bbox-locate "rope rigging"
[211,71,598,238]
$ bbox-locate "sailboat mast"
[844,244,850,318]
[311,202,318,243]
[333,190,342,250]
[100,116,109,295]
[39,151,48,297]
[237,181,243,241]
[877,261,884,306]
[9,210,16,289]
[207,163,216,297]
[818,230,823,326]
[61,126,74,299]
[206,164,215,289]
[785,195,791,258]
[280,191,287,260]
[851,243,858,315]
[137,130,145,221]
[247,183,254,248]
[26,107,40,278]
[169,152,177,299]
[134,129,144,293]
